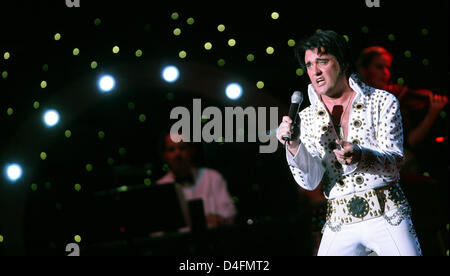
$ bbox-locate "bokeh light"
[43,110,60,127]
[5,164,23,182]
[98,75,116,92]
[162,65,179,83]
[225,83,243,100]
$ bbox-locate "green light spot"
[388,34,396,41]
[447,250,449,256]
[146,169,152,176]
[228,39,236,47]
[217,59,226,67]
[343,35,349,42]
[440,111,447,119]
[423,172,430,177]
[73,48,80,56]
[316,29,322,34]
[397,77,405,85]
[139,114,146,122]
[422,58,430,66]
[135,49,143,57]
[90,61,98,69]
[256,81,264,89]
[162,163,169,172]
[167,92,174,101]
[128,102,135,110]
[1,71,7,79]
[74,183,81,192]
[144,178,151,186]
[204,42,213,50]
[404,50,412,58]
[112,46,120,54]
[421,28,429,36]
[296,68,304,76]
[4,52,10,60]
[42,64,49,72]
[74,235,81,243]
[173,28,181,36]
[217,24,225,32]
[271,12,279,20]
[65,130,72,138]
[232,196,239,204]
[98,131,105,139]
[94,18,101,26]
[179,50,187,59]
[118,147,127,156]
[118,185,128,192]
[54,33,61,41]
[287,39,296,47]
[86,164,93,172]
[107,157,115,166]
[187,17,195,25]
[40,152,47,160]
[0,235,4,243]
[362,26,369,33]
[41,81,47,89]
[45,182,52,189]
[33,101,40,109]
[266,46,274,55]
[446,224,449,231]
[171,12,179,20]
[246,54,255,62]
[7,107,13,116]
[31,183,38,191]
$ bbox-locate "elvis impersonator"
[277,30,422,256]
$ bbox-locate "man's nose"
[314,64,322,75]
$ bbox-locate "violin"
[387,83,431,111]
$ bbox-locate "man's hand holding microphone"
[277,91,302,157]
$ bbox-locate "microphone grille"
[291,91,302,104]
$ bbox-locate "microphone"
[283,91,303,142]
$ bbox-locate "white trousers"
[317,210,422,256]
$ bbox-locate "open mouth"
[316,77,325,86]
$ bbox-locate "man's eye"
[319,60,328,64]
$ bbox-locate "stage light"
[246,54,255,62]
[0,235,3,243]
[65,130,72,138]
[43,110,60,127]
[135,49,143,57]
[86,164,93,172]
[74,183,81,192]
[74,235,81,243]
[204,42,213,50]
[5,164,22,182]
[4,52,11,60]
[1,71,7,79]
[228,39,236,47]
[217,59,226,67]
[271,12,279,20]
[7,107,13,116]
[256,81,264,89]
[33,101,40,109]
[162,66,179,83]
[225,83,242,100]
[40,152,47,160]
[54,33,61,41]
[173,28,181,36]
[435,137,445,143]
[266,47,274,55]
[217,24,225,32]
[94,18,101,26]
[41,81,47,89]
[296,68,304,76]
[90,61,98,69]
[171,12,179,20]
[73,48,80,56]
[187,17,195,25]
[98,75,116,92]
[112,46,120,54]
[287,39,296,47]
[178,50,187,59]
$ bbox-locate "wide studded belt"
[326,183,408,225]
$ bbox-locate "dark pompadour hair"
[294,30,355,77]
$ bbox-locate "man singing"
[277,30,422,256]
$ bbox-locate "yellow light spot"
[90,61,98,69]
[74,235,81,243]
[217,24,225,32]
[266,46,274,55]
[0,235,3,243]
[41,81,47,88]
[287,39,296,47]
[65,130,72,138]
[187,17,195,25]
[135,49,143,57]
[112,46,120,54]
[173,28,181,36]
[4,52,10,60]
[271,12,279,20]
[54,33,61,41]
[40,152,47,160]
[256,81,264,89]
[316,29,322,34]
[228,39,236,47]
[7,107,13,116]
[178,50,187,59]
[204,42,213,50]
[343,35,349,42]
[73,48,80,56]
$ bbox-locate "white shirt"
[156,168,237,219]
[287,74,404,200]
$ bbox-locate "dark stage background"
[0,0,448,256]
